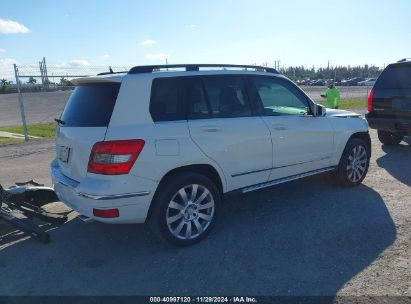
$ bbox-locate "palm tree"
[1,78,11,93]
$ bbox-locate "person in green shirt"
[321,83,341,109]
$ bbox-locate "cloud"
[67,59,90,67]
[0,58,18,80]
[0,48,5,52]
[101,54,110,59]
[0,18,30,34]
[188,24,196,28]
[141,39,156,46]
[145,53,169,60]
[0,57,17,67]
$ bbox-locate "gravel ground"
[0,130,409,297]
[0,86,370,127]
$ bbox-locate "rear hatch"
[56,80,122,182]
[372,63,411,123]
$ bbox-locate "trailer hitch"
[0,182,67,244]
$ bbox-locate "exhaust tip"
[78,214,95,223]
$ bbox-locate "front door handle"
[200,125,220,132]
[272,123,288,130]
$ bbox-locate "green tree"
[0,78,11,93]
[28,77,37,84]
[59,77,73,87]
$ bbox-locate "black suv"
[366,59,411,145]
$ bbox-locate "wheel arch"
[146,164,225,221]
[348,131,371,157]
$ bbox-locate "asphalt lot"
[0,129,409,297]
[0,86,370,127]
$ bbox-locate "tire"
[377,130,403,145]
[148,172,220,246]
[335,138,370,187]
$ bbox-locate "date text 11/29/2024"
[149,297,257,303]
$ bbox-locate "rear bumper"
[365,113,411,135]
[50,159,157,224]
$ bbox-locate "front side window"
[250,77,310,116]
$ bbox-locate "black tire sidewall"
[149,172,220,246]
[377,130,403,145]
[337,138,370,187]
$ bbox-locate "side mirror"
[314,104,326,117]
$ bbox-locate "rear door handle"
[272,123,288,130]
[200,125,220,132]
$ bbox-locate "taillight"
[87,139,145,175]
[367,88,374,112]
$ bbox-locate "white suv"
[51,64,371,245]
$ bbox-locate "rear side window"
[60,83,120,127]
[150,78,185,122]
[202,76,251,118]
[375,65,411,89]
[187,78,210,119]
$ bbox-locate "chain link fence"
[0,60,131,139]
[14,61,131,91]
[0,60,372,140]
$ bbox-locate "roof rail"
[128,64,278,74]
[397,58,411,63]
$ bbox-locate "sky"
[1,0,411,73]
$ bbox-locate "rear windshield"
[60,83,120,127]
[375,65,411,89]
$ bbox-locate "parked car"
[358,78,376,86]
[315,79,326,86]
[340,77,366,86]
[366,59,411,145]
[51,64,371,246]
[297,79,309,86]
[308,79,325,86]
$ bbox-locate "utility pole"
[13,64,29,141]
[39,60,44,87]
[43,57,49,90]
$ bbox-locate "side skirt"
[224,166,336,197]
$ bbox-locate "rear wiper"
[54,118,66,125]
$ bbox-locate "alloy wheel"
[166,184,215,240]
[346,145,368,182]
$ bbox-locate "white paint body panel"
[55,126,107,182]
[188,116,272,191]
[261,115,334,180]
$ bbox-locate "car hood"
[325,109,361,118]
